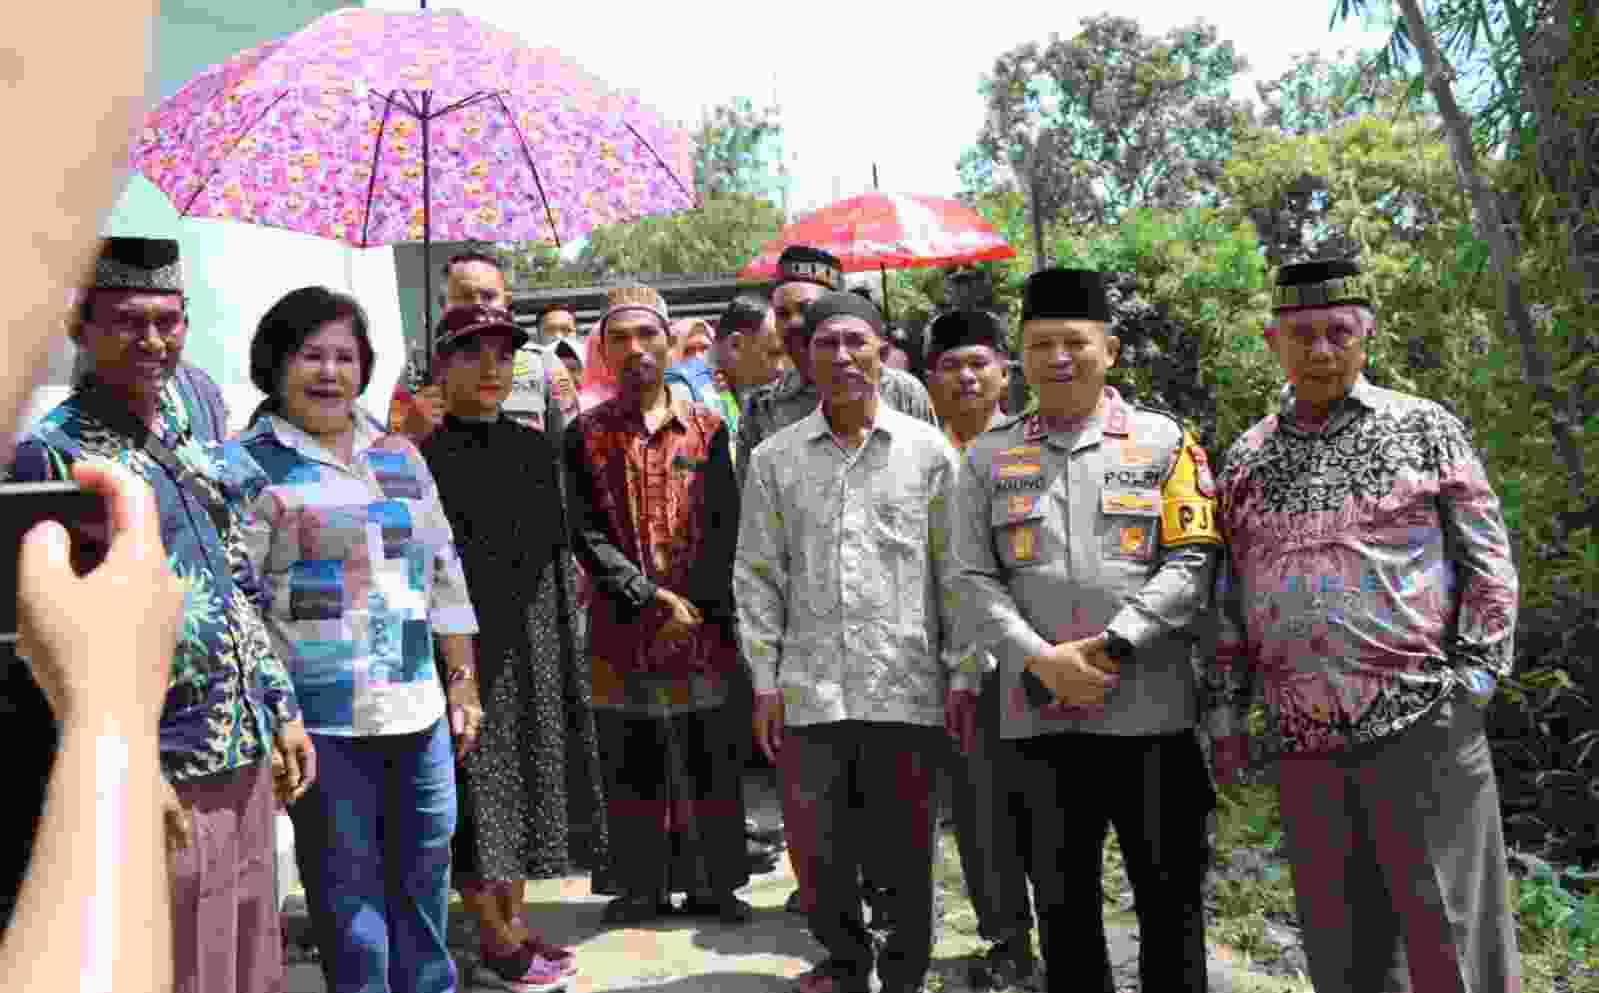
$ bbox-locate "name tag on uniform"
[993,451,1046,491]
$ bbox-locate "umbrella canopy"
[738,191,1015,278]
[135,7,695,249]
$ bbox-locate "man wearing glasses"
[1206,259,1522,991]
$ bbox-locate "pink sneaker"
[476,945,569,993]
[524,935,577,976]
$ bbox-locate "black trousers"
[949,671,1034,943]
[1009,729,1215,993]
[788,721,942,993]
[596,704,750,897]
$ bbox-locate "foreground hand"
[945,689,978,756]
[16,458,184,729]
[161,775,192,854]
[448,677,483,761]
[753,690,785,764]
[1025,640,1119,708]
[401,385,446,443]
[1210,734,1250,787]
[655,588,703,646]
[273,719,316,807]
[1080,633,1121,676]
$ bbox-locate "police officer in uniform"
[944,267,1221,993]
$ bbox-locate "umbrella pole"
[422,90,433,381]
[871,164,891,323]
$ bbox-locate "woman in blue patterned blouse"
[238,286,483,993]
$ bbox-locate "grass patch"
[927,782,1598,991]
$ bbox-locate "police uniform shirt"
[944,386,1222,740]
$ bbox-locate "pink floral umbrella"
[131,6,696,352]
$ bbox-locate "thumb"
[17,519,71,604]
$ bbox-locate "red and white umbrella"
[739,190,1016,278]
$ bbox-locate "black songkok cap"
[1021,267,1111,324]
[803,290,884,338]
[1272,258,1372,312]
[718,296,768,335]
[92,237,184,293]
[777,245,844,292]
[928,310,1007,357]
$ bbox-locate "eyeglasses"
[99,311,186,340]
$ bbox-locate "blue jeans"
[290,719,457,993]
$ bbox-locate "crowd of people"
[0,13,1528,993]
[0,225,1528,993]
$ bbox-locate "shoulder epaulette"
[988,413,1026,433]
[1134,402,1189,435]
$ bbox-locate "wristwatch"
[1103,632,1135,665]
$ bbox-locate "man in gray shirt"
[737,290,976,993]
[734,246,937,923]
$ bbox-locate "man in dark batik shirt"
[1207,259,1521,992]
[563,284,751,927]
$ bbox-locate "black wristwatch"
[1103,632,1135,664]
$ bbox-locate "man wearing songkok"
[735,245,936,921]
[1205,258,1522,992]
[736,289,970,993]
[923,310,1037,990]
[562,284,752,927]
[737,245,936,486]
[5,237,312,993]
[946,267,1221,993]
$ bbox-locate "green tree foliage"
[576,193,785,278]
[692,96,787,201]
[992,63,1599,869]
[1330,0,1539,154]
[963,15,1253,227]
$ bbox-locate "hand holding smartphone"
[2,481,110,644]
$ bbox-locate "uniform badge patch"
[1011,525,1038,563]
[1008,493,1040,517]
[1103,491,1158,515]
[1119,443,1155,466]
[996,461,1042,480]
[1119,526,1147,556]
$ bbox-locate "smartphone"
[0,481,110,643]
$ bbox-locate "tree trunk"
[1028,144,1048,271]
[1392,0,1587,505]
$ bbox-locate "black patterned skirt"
[452,557,611,888]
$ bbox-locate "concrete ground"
[282,772,1290,993]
